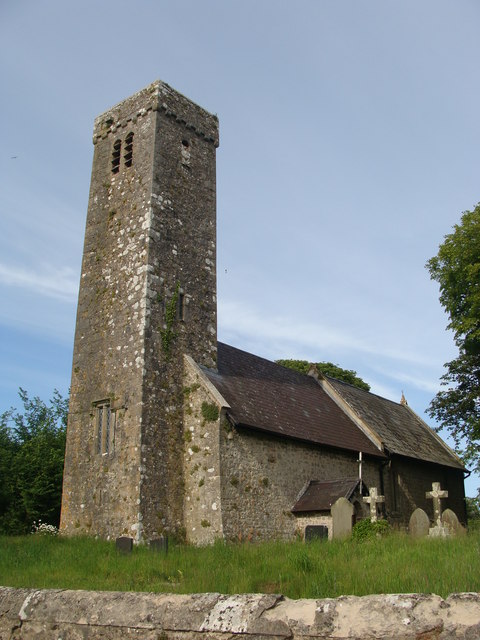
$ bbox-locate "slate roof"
[201,343,384,458]
[199,343,465,471]
[326,377,464,470]
[292,478,364,513]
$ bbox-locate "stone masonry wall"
[219,426,383,542]
[388,456,467,528]
[61,86,158,539]
[61,81,219,542]
[3,587,480,639]
[139,83,218,540]
[182,356,224,544]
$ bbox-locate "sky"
[1,1,479,495]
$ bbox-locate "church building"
[60,81,466,544]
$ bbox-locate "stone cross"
[426,482,448,527]
[363,487,385,522]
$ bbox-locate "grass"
[1,531,480,599]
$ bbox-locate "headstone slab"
[305,525,328,542]
[150,536,169,553]
[442,508,466,537]
[331,497,354,540]
[116,536,133,553]
[409,508,430,538]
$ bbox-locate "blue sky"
[1,1,479,494]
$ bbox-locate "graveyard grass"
[1,531,480,599]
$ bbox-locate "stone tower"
[60,81,219,541]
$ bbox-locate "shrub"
[352,518,390,542]
[32,520,59,536]
[0,388,68,535]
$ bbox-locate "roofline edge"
[309,370,385,452]
[402,402,466,470]
[183,354,231,409]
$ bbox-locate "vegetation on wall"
[160,283,181,358]
[201,401,219,422]
[276,359,370,391]
[0,389,68,535]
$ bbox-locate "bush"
[32,521,59,536]
[352,518,390,542]
[0,389,68,535]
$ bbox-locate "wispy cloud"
[0,263,78,302]
[368,365,442,395]
[218,299,440,370]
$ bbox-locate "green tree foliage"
[0,389,68,535]
[276,359,370,391]
[426,204,480,474]
[465,496,480,523]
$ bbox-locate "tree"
[0,389,68,535]
[276,359,370,391]
[426,203,480,475]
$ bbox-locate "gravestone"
[305,525,328,542]
[442,509,465,537]
[409,508,430,538]
[331,497,354,540]
[363,487,385,522]
[150,536,169,553]
[116,536,133,553]
[426,482,448,528]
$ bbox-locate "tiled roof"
[292,478,363,512]
[326,377,464,470]
[201,343,384,458]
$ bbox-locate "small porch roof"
[292,478,365,513]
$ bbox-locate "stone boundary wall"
[2,587,480,639]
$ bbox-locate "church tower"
[61,81,219,541]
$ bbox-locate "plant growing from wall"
[201,401,219,422]
[160,283,180,358]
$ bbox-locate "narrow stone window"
[181,139,191,166]
[112,140,122,174]
[124,132,134,168]
[95,400,115,455]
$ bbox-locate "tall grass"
[1,531,480,599]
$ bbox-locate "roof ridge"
[328,375,405,408]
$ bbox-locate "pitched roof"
[326,377,464,470]
[292,478,364,512]
[201,343,384,458]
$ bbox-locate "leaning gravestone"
[442,508,466,537]
[409,508,430,538]
[331,497,354,540]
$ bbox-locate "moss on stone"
[201,401,219,422]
